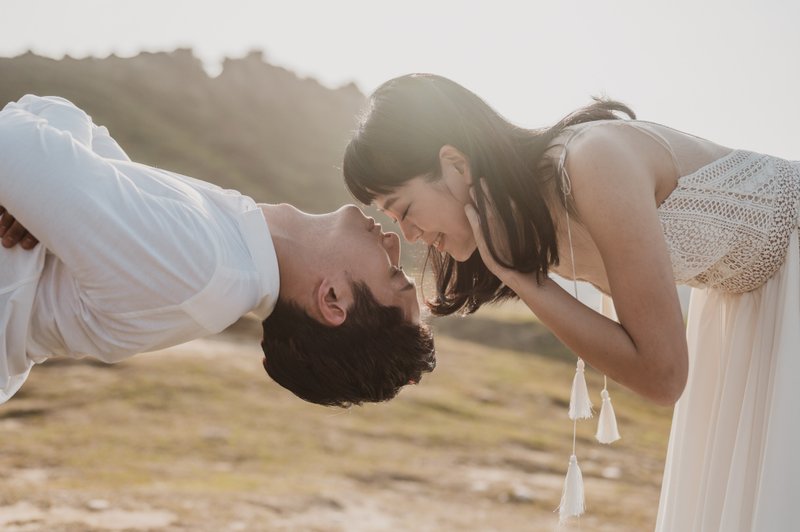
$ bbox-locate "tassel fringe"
[596,389,621,444]
[568,359,593,420]
[558,454,585,524]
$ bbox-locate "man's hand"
[0,206,39,249]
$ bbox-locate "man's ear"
[439,145,472,202]
[315,277,350,326]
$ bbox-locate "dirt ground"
[0,317,672,531]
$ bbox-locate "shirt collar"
[236,207,280,320]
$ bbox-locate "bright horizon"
[2,0,798,161]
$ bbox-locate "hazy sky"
[2,0,799,159]
[3,0,795,309]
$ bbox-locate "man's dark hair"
[261,281,436,407]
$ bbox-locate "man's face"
[325,205,421,322]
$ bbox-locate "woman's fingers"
[464,204,486,250]
[464,203,480,233]
[465,203,501,271]
[471,179,514,264]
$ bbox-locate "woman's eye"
[400,205,410,222]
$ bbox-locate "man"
[0,95,435,407]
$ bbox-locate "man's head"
[260,204,436,407]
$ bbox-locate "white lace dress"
[559,120,799,530]
[654,148,800,531]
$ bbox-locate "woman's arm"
[466,125,687,405]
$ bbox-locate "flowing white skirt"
[655,229,800,531]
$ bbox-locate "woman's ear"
[439,145,472,202]
[315,277,350,326]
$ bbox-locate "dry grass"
[0,314,672,531]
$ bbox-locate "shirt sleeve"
[0,96,219,315]
[3,95,93,148]
[91,124,132,162]
[2,95,132,162]
[0,96,266,362]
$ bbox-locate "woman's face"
[373,148,477,261]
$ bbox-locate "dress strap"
[556,120,682,192]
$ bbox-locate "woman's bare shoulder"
[560,121,681,196]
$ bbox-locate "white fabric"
[562,121,800,530]
[649,149,800,530]
[658,150,800,293]
[656,228,800,531]
[0,95,280,402]
[653,149,800,531]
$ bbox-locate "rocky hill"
[0,49,365,212]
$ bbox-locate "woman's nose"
[399,220,423,243]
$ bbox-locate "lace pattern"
[657,151,800,293]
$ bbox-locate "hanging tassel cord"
[562,167,619,442]
[562,181,580,303]
[558,165,588,524]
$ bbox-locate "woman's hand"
[0,206,39,249]
[463,184,517,283]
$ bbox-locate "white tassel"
[558,454,585,523]
[568,359,593,420]
[595,389,621,444]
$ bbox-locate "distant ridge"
[0,49,365,211]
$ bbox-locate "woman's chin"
[450,245,477,262]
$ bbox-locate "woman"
[343,74,799,531]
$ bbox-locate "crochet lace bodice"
[656,150,800,293]
[558,120,800,294]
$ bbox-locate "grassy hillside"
[0,318,672,531]
[0,49,364,212]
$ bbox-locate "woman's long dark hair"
[343,74,634,316]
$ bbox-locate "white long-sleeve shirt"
[0,95,280,403]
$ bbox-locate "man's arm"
[0,96,129,250]
[0,96,219,317]
[0,95,94,250]
[90,124,131,162]
[0,96,228,360]
[3,95,93,147]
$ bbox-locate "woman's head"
[344,73,633,316]
[344,74,529,260]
